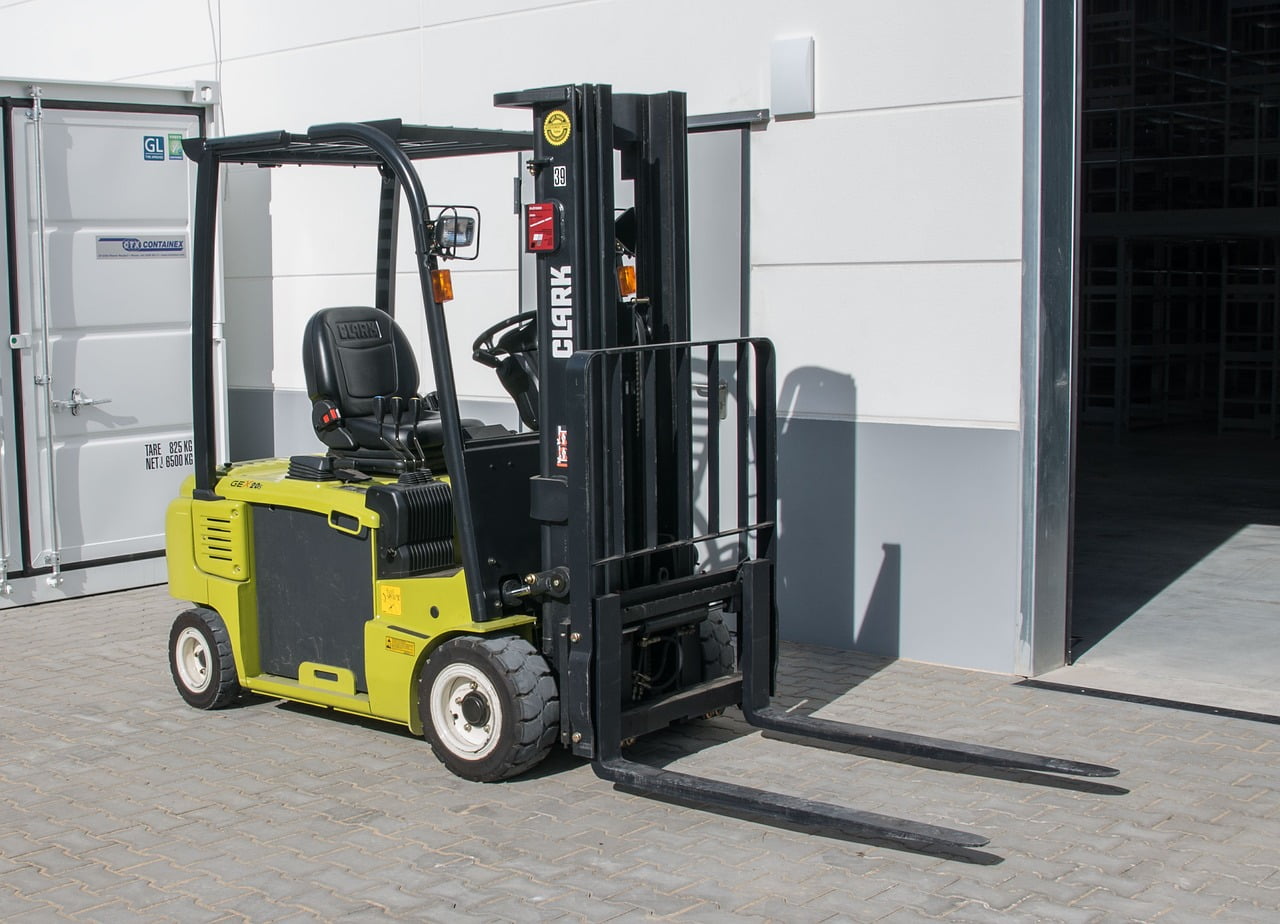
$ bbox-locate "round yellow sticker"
[543,110,571,146]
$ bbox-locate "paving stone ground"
[0,585,1277,921]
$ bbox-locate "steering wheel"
[471,310,537,369]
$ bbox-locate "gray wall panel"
[778,416,1020,674]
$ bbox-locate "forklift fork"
[588,560,1116,850]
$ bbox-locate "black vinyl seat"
[302,306,475,473]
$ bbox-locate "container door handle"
[51,387,112,416]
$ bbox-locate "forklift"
[166,83,1117,850]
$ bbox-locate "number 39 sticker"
[553,165,567,187]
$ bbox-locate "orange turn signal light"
[431,269,454,303]
[617,264,637,297]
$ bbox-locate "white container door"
[8,105,199,573]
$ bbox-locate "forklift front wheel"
[419,635,558,782]
[168,608,241,710]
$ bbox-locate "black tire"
[693,609,735,720]
[700,609,735,679]
[419,635,559,782]
[168,608,241,709]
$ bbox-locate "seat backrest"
[302,306,420,419]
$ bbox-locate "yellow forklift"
[166,84,1116,849]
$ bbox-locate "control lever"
[408,396,427,464]
[389,395,407,463]
[375,395,394,454]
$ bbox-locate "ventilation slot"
[199,517,235,561]
[192,502,249,581]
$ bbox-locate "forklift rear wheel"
[420,635,558,782]
[169,608,241,709]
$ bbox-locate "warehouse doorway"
[1065,1,1280,712]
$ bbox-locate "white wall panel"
[752,101,1023,267]
[0,0,211,82]
[213,31,424,133]
[790,0,1022,113]
[413,3,765,130]
[267,167,381,279]
[755,261,1022,428]
[218,0,422,60]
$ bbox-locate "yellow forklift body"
[166,461,535,734]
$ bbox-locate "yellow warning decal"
[543,110,571,146]
[385,636,415,656]
[379,584,403,616]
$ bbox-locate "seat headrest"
[303,306,420,416]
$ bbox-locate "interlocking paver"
[1,585,1278,921]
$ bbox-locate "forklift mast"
[497,85,770,757]
[499,85,696,597]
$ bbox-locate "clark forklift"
[166,84,1116,850]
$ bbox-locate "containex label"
[95,236,187,259]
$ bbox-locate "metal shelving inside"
[1080,0,1280,433]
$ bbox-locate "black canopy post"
[188,140,221,501]
[374,164,400,315]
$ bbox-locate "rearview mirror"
[432,206,480,260]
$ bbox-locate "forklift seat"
[302,306,470,471]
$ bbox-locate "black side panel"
[253,505,373,691]
[465,434,541,616]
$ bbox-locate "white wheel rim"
[430,663,502,759]
[175,627,213,694]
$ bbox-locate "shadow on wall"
[776,367,901,657]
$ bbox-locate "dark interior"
[1073,0,1280,658]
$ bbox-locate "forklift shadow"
[605,783,1003,864]
[267,697,587,782]
[753,727,1129,797]
[269,698,421,740]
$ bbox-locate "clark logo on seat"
[336,320,382,341]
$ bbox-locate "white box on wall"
[771,35,815,119]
